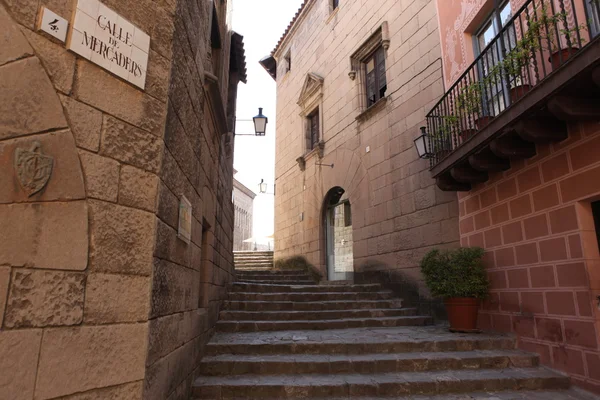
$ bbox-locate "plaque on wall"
[37,7,69,42]
[66,0,150,89]
[178,196,192,244]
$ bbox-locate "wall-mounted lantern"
[414,126,433,159]
[259,179,275,195]
[235,108,268,136]
[253,108,268,136]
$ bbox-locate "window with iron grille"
[365,46,387,107]
[307,108,320,150]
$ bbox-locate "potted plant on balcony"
[524,1,587,71]
[431,115,458,159]
[456,82,492,132]
[502,41,534,103]
[420,247,489,333]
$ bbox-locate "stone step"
[228,291,395,302]
[236,270,308,276]
[219,308,417,321]
[225,299,403,311]
[236,271,312,280]
[234,262,274,267]
[199,349,539,376]
[205,327,516,356]
[234,279,316,285]
[234,267,276,271]
[192,368,570,398]
[216,316,433,332]
[194,389,597,400]
[230,283,382,293]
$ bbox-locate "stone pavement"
[192,270,598,399]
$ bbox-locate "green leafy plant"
[457,82,483,115]
[431,115,459,152]
[420,247,489,299]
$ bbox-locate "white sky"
[231,0,303,240]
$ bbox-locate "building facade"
[0,0,245,398]
[266,0,600,394]
[431,0,600,393]
[263,0,459,298]
[233,177,256,251]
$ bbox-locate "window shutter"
[377,48,386,92]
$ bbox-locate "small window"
[284,50,291,73]
[365,47,386,107]
[307,108,320,150]
[332,0,339,10]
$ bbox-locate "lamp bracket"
[316,163,334,168]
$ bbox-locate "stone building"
[233,176,256,251]
[0,0,245,398]
[430,0,600,393]
[428,0,600,393]
[261,0,458,295]
[265,0,600,395]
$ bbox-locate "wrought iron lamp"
[414,126,433,159]
[235,108,268,136]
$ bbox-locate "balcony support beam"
[514,118,567,143]
[490,134,537,159]
[451,164,489,184]
[436,173,472,192]
[468,149,511,172]
[548,95,600,121]
[592,66,600,89]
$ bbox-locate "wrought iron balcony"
[426,0,600,190]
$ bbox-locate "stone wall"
[460,121,600,394]
[0,1,240,399]
[272,0,458,298]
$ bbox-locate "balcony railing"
[427,0,600,168]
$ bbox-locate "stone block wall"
[272,0,458,297]
[0,1,238,399]
[459,121,600,393]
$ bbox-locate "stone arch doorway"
[323,186,354,281]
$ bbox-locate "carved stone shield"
[14,141,54,197]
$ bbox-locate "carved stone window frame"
[349,21,390,116]
[297,73,325,170]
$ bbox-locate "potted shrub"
[456,82,483,139]
[431,115,458,159]
[420,247,489,333]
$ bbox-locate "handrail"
[426,0,597,169]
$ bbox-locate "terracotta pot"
[509,84,531,103]
[475,116,494,130]
[444,297,481,333]
[550,48,579,70]
[435,149,452,160]
[459,129,477,143]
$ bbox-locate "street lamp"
[235,108,269,136]
[258,179,275,195]
[253,108,268,136]
[414,126,433,159]
[259,179,268,194]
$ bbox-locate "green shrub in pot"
[420,247,489,332]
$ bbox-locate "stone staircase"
[233,251,274,270]
[192,269,593,399]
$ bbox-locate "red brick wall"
[459,121,600,394]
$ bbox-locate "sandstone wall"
[460,121,600,394]
[273,0,458,299]
[0,1,238,399]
